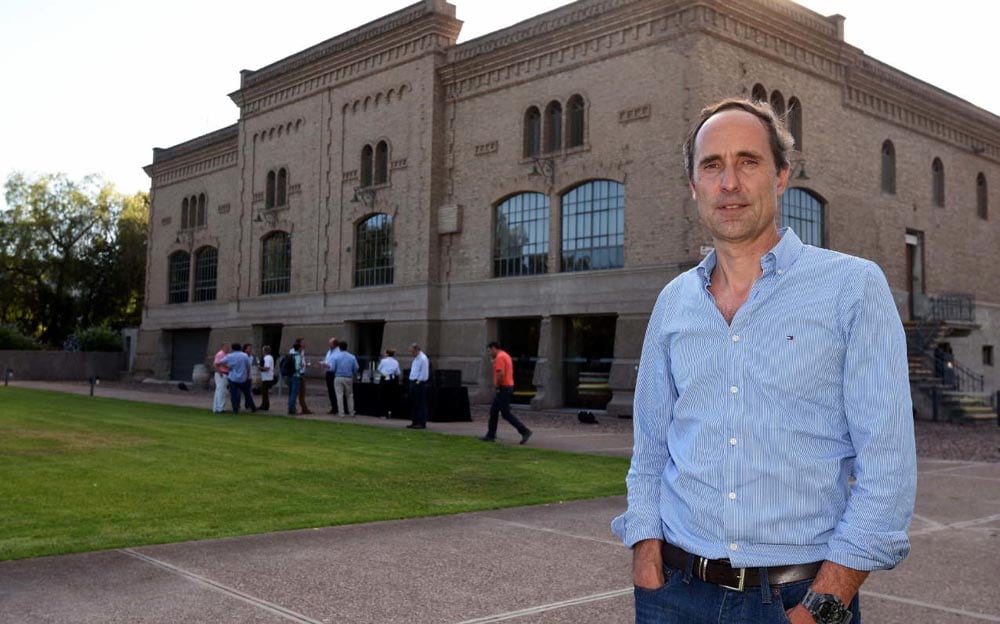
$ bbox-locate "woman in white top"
[377,348,402,379]
[259,345,276,411]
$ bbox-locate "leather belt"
[661,542,821,591]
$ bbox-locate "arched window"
[770,91,785,117]
[374,141,389,185]
[181,197,190,230]
[276,168,287,207]
[545,101,563,153]
[168,251,190,304]
[751,83,767,102]
[494,192,549,278]
[780,188,824,247]
[881,140,896,194]
[932,157,945,207]
[265,171,276,209]
[193,247,218,302]
[524,107,541,158]
[787,97,803,151]
[197,193,206,226]
[978,172,989,220]
[567,95,586,149]
[261,231,291,295]
[561,180,625,272]
[354,214,394,287]
[360,144,374,187]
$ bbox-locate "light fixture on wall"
[790,159,810,181]
[174,229,193,246]
[255,210,278,226]
[529,157,556,185]
[351,187,377,208]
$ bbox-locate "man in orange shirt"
[480,341,532,444]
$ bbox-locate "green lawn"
[0,387,628,561]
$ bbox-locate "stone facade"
[141,0,1000,414]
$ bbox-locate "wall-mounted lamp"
[175,230,194,246]
[972,144,986,155]
[351,187,377,208]
[255,210,278,226]
[528,158,556,185]
[790,160,810,181]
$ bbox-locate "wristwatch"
[801,589,852,624]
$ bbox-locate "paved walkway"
[1,381,999,623]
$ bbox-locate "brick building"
[139,0,1000,417]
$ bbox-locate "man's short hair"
[231,342,242,351]
[338,341,348,351]
[385,348,396,357]
[487,341,500,350]
[682,98,795,180]
[410,343,420,351]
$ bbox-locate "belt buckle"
[719,567,747,592]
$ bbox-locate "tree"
[0,172,148,346]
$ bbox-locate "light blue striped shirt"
[611,229,916,571]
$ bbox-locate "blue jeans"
[228,379,255,413]
[286,376,301,414]
[635,560,861,623]
[487,387,529,437]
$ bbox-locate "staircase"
[903,318,995,424]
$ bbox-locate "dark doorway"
[257,324,284,356]
[906,231,924,320]
[170,329,211,381]
[497,317,541,404]
[563,315,616,409]
[354,321,385,376]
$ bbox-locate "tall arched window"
[360,144,374,187]
[787,97,803,151]
[567,95,586,149]
[374,141,389,185]
[265,171,276,209]
[932,157,945,207]
[276,168,287,207]
[261,231,291,294]
[781,188,824,247]
[196,193,206,226]
[978,173,989,220]
[751,83,767,102]
[545,100,562,153]
[193,247,218,302]
[770,91,785,117]
[561,180,625,272]
[881,140,896,194]
[524,107,541,157]
[354,214,394,287]
[494,192,549,278]
[168,251,190,304]
[181,197,190,230]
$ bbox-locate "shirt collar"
[696,227,804,286]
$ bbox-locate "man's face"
[223,344,231,353]
[487,346,498,358]
[329,338,337,348]
[689,109,789,246]
[410,346,419,357]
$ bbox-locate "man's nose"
[719,166,740,191]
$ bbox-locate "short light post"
[89,375,100,397]
[4,368,12,386]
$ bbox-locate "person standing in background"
[324,337,340,415]
[212,342,230,413]
[332,341,359,417]
[259,345,275,411]
[406,343,429,429]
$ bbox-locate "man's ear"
[775,165,790,196]
[689,178,697,200]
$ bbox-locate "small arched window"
[494,192,550,278]
[193,247,217,302]
[197,193,206,226]
[168,251,190,304]
[261,231,291,295]
[360,144,374,187]
[770,91,785,117]
[524,107,541,158]
[787,97,803,151]
[374,141,389,185]
[181,197,190,230]
[545,100,563,153]
[354,213,394,287]
[567,95,585,149]
[276,168,287,207]
[265,170,276,209]
[977,172,988,220]
[932,157,945,207]
[881,140,896,194]
[561,180,625,272]
[751,84,767,103]
[781,188,824,247]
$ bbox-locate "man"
[331,340,359,417]
[324,337,341,414]
[406,343,429,429]
[479,341,532,444]
[211,342,230,413]
[285,339,305,416]
[243,343,258,411]
[259,345,275,411]
[296,338,313,415]
[611,98,916,624]
[218,343,256,414]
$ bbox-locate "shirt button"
[776,269,784,275]
[729,438,738,446]
[731,335,740,342]
[729,543,739,551]
[728,492,737,500]
[730,386,739,394]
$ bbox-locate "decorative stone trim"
[217,203,231,214]
[475,141,499,156]
[343,170,359,182]
[252,192,265,204]
[288,183,302,196]
[160,216,172,226]
[253,119,304,142]
[618,104,651,124]
[390,158,408,170]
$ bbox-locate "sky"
[1,0,998,203]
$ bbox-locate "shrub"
[75,327,122,352]
[0,325,41,350]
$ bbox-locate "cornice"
[148,143,239,190]
[148,124,239,168]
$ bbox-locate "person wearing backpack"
[284,339,304,415]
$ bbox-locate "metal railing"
[926,352,984,393]
[927,293,976,323]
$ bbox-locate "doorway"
[497,318,541,404]
[905,231,924,319]
[563,315,616,409]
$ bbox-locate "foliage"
[0,325,41,350]
[74,327,122,352]
[0,173,147,345]
[0,388,628,561]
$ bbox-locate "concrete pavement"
[1,381,999,623]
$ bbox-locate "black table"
[352,381,471,422]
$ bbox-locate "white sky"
[1,0,997,202]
